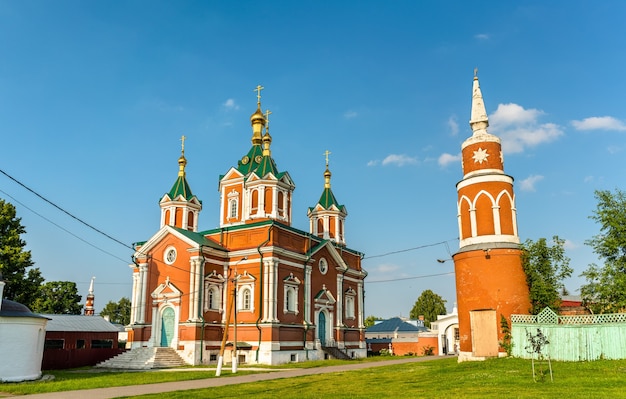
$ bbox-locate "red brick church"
[127,87,367,365]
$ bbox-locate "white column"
[336,275,343,327]
[129,265,139,324]
[259,186,266,217]
[271,185,278,218]
[492,205,501,235]
[357,281,364,328]
[469,208,477,237]
[219,187,226,225]
[305,265,312,324]
[189,259,197,321]
[267,259,278,322]
[138,263,149,324]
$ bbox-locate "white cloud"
[366,160,380,167]
[563,239,577,250]
[438,152,461,167]
[344,110,358,119]
[489,103,564,153]
[375,264,401,273]
[571,116,626,131]
[448,115,459,136]
[223,98,239,110]
[519,174,544,192]
[607,145,622,154]
[475,33,490,40]
[381,154,418,166]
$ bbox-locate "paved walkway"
[24,356,448,399]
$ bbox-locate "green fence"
[511,308,626,361]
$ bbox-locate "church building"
[452,72,531,361]
[127,87,367,365]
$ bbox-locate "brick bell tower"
[452,70,530,361]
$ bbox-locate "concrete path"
[24,356,448,399]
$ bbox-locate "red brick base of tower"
[453,246,530,361]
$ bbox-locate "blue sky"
[1,1,625,319]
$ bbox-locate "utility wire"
[0,168,132,250]
[367,271,455,284]
[362,239,457,260]
[0,188,131,264]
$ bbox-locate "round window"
[165,247,177,264]
[319,258,328,275]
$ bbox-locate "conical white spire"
[470,69,489,136]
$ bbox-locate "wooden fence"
[511,308,626,361]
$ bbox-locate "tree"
[100,297,131,325]
[0,199,44,309]
[364,315,382,328]
[521,236,572,314]
[409,289,446,328]
[580,189,626,313]
[31,281,83,314]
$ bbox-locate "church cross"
[181,135,186,155]
[254,85,264,104]
[324,150,331,167]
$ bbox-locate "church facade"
[452,73,531,361]
[127,88,367,365]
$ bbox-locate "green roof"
[171,226,226,250]
[254,155,281,178]
[237,145,264,175]
[316,187,344,211]
[168,175,194,200]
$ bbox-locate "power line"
[362,239,457,260]
[367,271,455,284]
[0,188,131,264]
[0,168,132,250]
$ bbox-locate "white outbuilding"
[0,278,48,382]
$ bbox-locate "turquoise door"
[318,312,326,344]
[160,307,175,347]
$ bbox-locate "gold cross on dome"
[324,150,331,167]
[181,135,186,154]
[254,85,264,104]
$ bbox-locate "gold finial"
[474,67,478,79]
[324,150,332,168]
[254,85,264,105]
[181,135,186,155]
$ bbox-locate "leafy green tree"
[581,189,626,313]
[100,297,131,325]
[31,281,83,314]
[409,289,447,328]
[364,315,382,328]
[521,236,572,314]
[0,199,44,308]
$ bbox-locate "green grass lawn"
[122,357,626,399]
[2,356,626,398]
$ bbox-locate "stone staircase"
[95,347,187,370]
[322,346,351,360]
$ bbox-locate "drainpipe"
[199,245,206,364]
[302,234,312,360]
[255,224,273,362]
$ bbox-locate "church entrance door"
[318,311,326,345]
[160,307,175,347]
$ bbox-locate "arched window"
[286,288,296,312]
[241,288,251,311]
[345,296,355,319]
[187,211,194,230]
[229,199,238,219]
[208,287,218,310]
